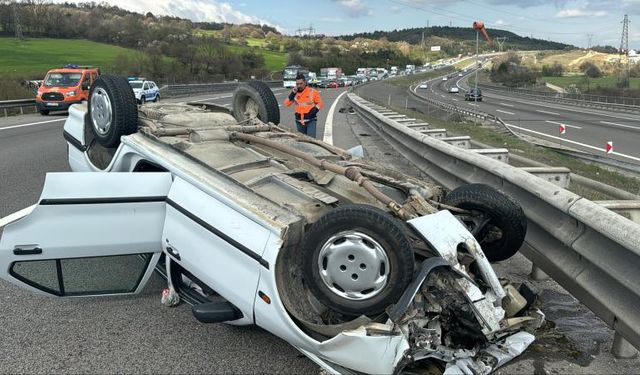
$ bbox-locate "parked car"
[327,80,339,88]
[448,86,460,93]
[0,77,540,375]
[128,79,160,104]
[442,76,448,81]
[36,64,100,116]
[465,88,483,101]
[418,83,428,89]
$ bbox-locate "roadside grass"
[0,37,137,78]
[227,44,287,72]
[246,37,267,47]
[377,102,640,197]
[542,75,640,91]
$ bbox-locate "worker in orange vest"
[284,73,324,138]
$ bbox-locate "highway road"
[419,72,640,166]
[2,81,638,374]
[0,84,356,373]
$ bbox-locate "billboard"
[430,45,441,52]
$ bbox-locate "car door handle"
[166,246,181,261]
[13,246,43,255]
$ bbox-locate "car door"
[0,172,172,297]
[142,82,150,100]
[161,177,273,322]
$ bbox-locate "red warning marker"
[606,141,613,154]
[559,124,566,135]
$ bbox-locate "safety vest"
[284,86,324,121]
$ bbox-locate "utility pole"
[619,14,630,88]
[587,33,594,50]
[12,2,23,40]
[421,31,425,49]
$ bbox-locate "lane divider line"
[600,121,640,131]
[0,118,66,131]
[545,120,582,129]
[499,102,515,107]
[496,109,515,115]
[536,109,560,116]
[504,122,640,162]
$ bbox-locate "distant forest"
[340,26,574,52]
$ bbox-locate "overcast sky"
[68,0,640,48]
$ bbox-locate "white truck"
[405,64,416,75]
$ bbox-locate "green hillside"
[227,44,287,72]
[0,37,136,78]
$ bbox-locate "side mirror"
[82,82,90,90]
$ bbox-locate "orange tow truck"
[36,65,101,116]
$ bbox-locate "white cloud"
[494,19,511,26]
[59,0,284,32]
[554,8,608,18]
[332,0,373,17]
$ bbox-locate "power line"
[587,33,594,49]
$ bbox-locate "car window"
[150,82,157,89]
[143,82,149,90]
[10,253,153,296]
[129,82,143,89]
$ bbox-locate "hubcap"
[244,98,260,119]
[90,88,112,136]
[317,231,390,301]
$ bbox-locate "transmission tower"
[587,33,594,49]
[295,24,315,38]
[619,14,630,88]
[12,2,23,40]
[495,37,507,52]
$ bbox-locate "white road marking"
[536,109,560,116]
[499,102,515,107]
[323,91,349,145]
[545,120,582,129]
[0,118,65,131]
[452,98,458,101]
[468,103,479,107]
[496,109,515,115]
[600,121,640,130]
[0,204,36,228]
[504,122,640,162]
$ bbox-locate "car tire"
[154,94,159,103]
[88,75,138,148]
[140,96,146,105]
[445,184,526,262]
[232,80,280,125]
[301,204,415,317]
[39,110,49,116]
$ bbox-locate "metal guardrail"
[160,80,281,98]
[476,83,640,114]
[347,92,640,355]
[0,99,37,117]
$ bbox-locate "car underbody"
[1,78,542,375]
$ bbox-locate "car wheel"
[445,184,526,262]
[232,80,280,125]
[88,75,138,148]
[39,110,49,116]
[302,204,415,317]
[154,94,159,103]
[140,96,146,105]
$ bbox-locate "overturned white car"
[0,77,543,374]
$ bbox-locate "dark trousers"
[296,118,317,138]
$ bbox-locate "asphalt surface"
[0,84,354,374]
[419,72,640,166]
